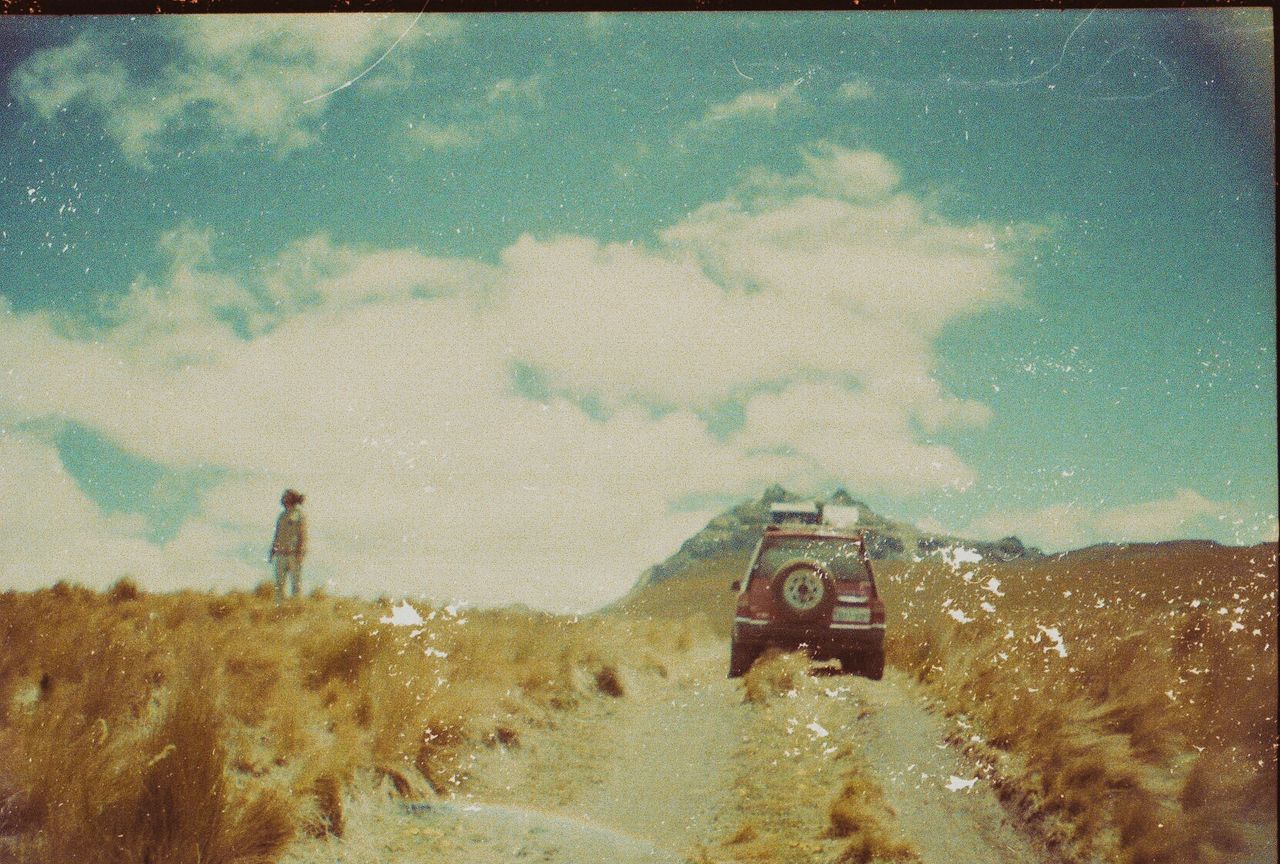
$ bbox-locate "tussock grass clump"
[0,585,654,863]
[826,765,920,863]
[742,649,809,705]
[880,542,1278,864]
[3,657,296,864]
[594,663,625,697]
[106,576,141,603]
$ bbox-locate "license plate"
[832,606,870,624]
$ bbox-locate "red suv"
[729,517,886,680]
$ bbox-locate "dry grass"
[826,763,920,863]
[622,539,1277,864]
[0,586,655,863]
[609,552,751,639]
[741,649,811,705]
[879,542,1278,864]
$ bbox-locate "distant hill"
[631,485,1042,592]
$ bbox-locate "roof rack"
[769,502,820,525]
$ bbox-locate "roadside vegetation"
[0,581,674,864]
[621,539,1278,864]
[721,649,919,864]
[3,540,1273,864]
[878,542,1278,864]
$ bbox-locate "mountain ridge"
[633,484,1042,592]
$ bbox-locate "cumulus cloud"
[408,114,523,152]
[1099,489,1247,542]
[696,83,802,126]
[0,433,253,592]
[0,143,1040,608]
[405,74,541,152]
[500,143,1025,413]
[952,489,1260,551]
[486,74,544,106]
[0,267,783,609]
[799,142,900,202]
[12,15,449,162]
[735,383,980,494]
[838,79,874,100]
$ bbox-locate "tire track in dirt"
[284,644,1049,864]
[852,668,1048,864]
[336,642,744,863]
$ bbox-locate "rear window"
[751,537,871,583]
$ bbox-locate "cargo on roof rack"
[821,505,860,528]
[769,502,820,525]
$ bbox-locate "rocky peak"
[634,486,1041,589]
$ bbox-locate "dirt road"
[287,643,1048,864]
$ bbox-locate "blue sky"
[0,11,1274,609]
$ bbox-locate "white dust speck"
[1034,625,1068,657]
[949,609,974,624]
[807,721,829,738]
[946,775,978,791]
[381,601,424,627]
[943,546,983,570]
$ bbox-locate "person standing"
[269,489,308,602]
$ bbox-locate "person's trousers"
[274,555,302,602]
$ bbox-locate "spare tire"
[771,559,836,623]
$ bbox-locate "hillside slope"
[619,525,1279,864]
[633,486,1041,592]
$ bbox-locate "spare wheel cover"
[772,559,835,621]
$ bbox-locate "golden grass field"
[878,543,1279,864]
[621,541,1278,864]
[1,539,1275,864]
[0,580,694,864]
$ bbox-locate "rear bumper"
[732,618,884,659]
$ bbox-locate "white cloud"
[958,503,1096,551]
[486,74,544,105]
[1099,489,1244,542]
[11,36,129,120]
[0,433,254,592]
[0,144,1045,608]
[799,142,899,202]
[408,114,523,152]
[954,489,1259,551]
[0,284,783,610]
[12,15,449,162]
[404,75,539,153]
[838,80,874,100]
[697,83,802,125]
[499,143,1025,414]
[734,383,979,495]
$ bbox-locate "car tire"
[843,651,884,680]
[728,642,758,678]
[770,559,836,623]
[863,650,884,681]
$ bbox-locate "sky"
[0,10,1275,611]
